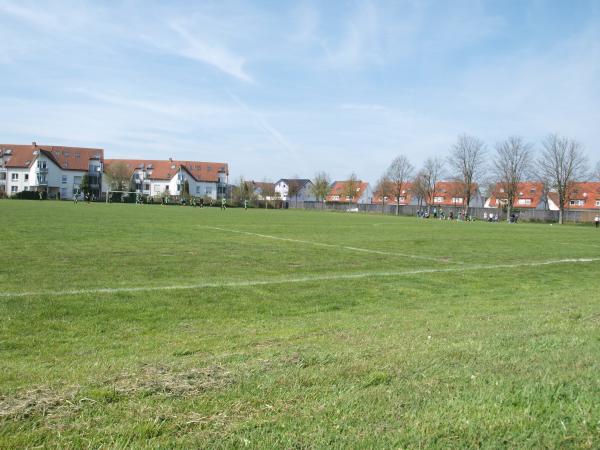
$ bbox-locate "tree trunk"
[396,200,399,215]
[507,204,511,223]
[559,208,564,224]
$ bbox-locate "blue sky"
[1,0,599,183]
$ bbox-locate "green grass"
[0,200,599,448]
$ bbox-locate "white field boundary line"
[1,257,598,299]
[202,226,460,264]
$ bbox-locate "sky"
[1,0,599,183]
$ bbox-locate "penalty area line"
[1,257,598,299]
[202,226,459,264]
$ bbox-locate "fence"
[302,201,598,223]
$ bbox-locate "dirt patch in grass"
[111,364,234,397]
[0,364,233,422]
[0,387,78,420]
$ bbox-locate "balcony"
[36,167,48,175]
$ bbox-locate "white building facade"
[103,159,229,200]
[0,144,104,199]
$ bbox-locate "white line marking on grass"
[203,226,456,264]
[2,257,598,299]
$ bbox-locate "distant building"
[372,182,414,205]
[430,181,484,208]
[548,182,600,211]
[103,159,228,200]
[326,180,371,204]
[485,182,548,210]
[274,178,315,203]
[0,143,104,199]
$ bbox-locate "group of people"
[417,207,471,221]
[73,192,93,204]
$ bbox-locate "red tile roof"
[548,182,600,210]
[326,180,369,203]
[487,182,545,209]
[104,159,228,183]
[0,144,103,171]
[430,181,479,206]
[372,182,414,205]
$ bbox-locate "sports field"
[1,200,599,448]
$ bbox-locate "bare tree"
[593,161,600,181]
[260,180,276,209]
[311,171,330,208]
[411,171,428,209]
[286,176,302,207]
[448,134,487,216]
[236,176,254,205]
[386,155,414,215]
[374,175,392,214]
[492,136,532,221]
[342,173,360,206]
[421,157,444,211]
[537,134,588,224]
[105,161,131,191]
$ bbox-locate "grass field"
[1,200,599,448]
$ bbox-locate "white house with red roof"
[0,143,104,199]
[547,182,600,211]
[326,180,372,204]
[484,182,548,210]
[103,158,228,200]
[430,181,484,208]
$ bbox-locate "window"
[24,174,29,181]
[332,195,340,201]
[451,197,463,204]
[205,187,212,195]
[11,186,17,193]
[196,186,201,194]
[37,160,47,169]
[153,184,161,192]
[596,200,600,207]
[433,196,444,203]
[62,175,68,184]
[165,185,169,191]
[569,199,584,206]
[11,173,18,180]
[144,183,150,191]
[73,176,82,186]
[24,186,29,191]
[518,198,532,205]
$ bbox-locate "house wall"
[6,168,29,195]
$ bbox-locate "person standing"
[595,215,599,229]
[221,197,226,210]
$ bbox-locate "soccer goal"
[105,191,143,204]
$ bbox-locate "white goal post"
[105,190,142,203]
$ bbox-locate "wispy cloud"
[169,21,253,83]
[226,91,296,155]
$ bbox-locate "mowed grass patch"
[0,200,599,448]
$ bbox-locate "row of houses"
[253,177,600,212]
[0,143,229,200]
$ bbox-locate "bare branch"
[386,155,414,215]
[536,134,588,224]
[492,136,532,220]
[448,134,487,214]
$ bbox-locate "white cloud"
[168,21,253,83]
